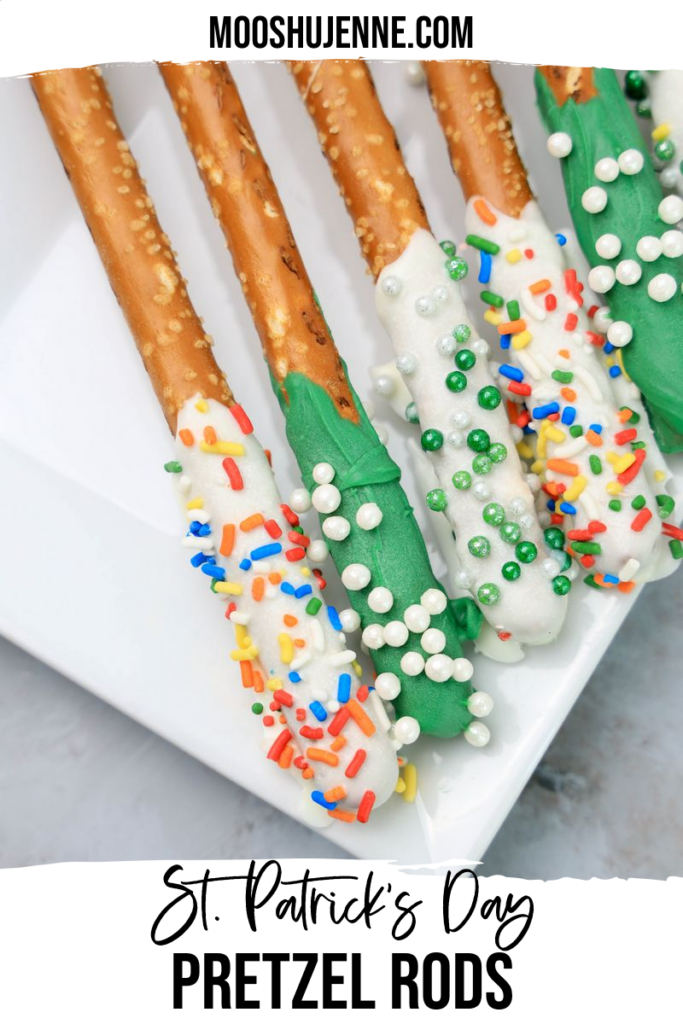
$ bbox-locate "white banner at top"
[0,0,681,79]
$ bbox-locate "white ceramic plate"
[1,62,680,863]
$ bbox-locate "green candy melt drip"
[272,367,482,739]
[535,68,683,453]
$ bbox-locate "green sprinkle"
[631,495,646,510]
[452,470,472,490]
[478,385,502,411]
[445,256,469,281]
[544,527,565,550]
[472,454,493,475]
[440,239,457,257]
[480,290,504,308]
[455,348,476,371]
[506,300,520,321]
[655,138,675,163]
[669,539,683,560]
[624,70,648,101]
[584,574,601,590]
[483,502,505,526]
[469,536,491,558]
[515,541,538,564]
[421,428,444,452]
[501,561,521,582]
[164,461,183,473]
[291,524,304,535]
[656,494,676,519]
[608,499,622,512]
[636,100,652,118]
[426,488,448,512]
[551,370,574,384]
[589,455,602,475]
[571,541,603,555]
[467,428,490,452]
[306,597,322,616]
[631,441,647,450]
[405,402,419,424]
[559,551,572,572]
[620,406,640,424]
[466,234,500,255]
[500,522,521,545]
[488,443,508,464]
[478,582,500,606]
[446,371,468,393]
[552,575,572,596]
[569,425,584,438]
[452,324,471,344]
[251,703,264,715]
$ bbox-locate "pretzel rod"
[291,59,569,646]
[32,67,232,433]
[158,61,496,742]
[424,61,677,589]
[535,67,683,458]
[33,66,401,821]
[289,60,429,278]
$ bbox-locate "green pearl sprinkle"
[559,551,572,572]
[426,488,448,512]
[467,428,490,452]
[446,370,468,393]
[515,541,538,563]
[445,256,469,281]
[478,385,502,411]
[500,522,521,544]
[553,575,572,596]
[251,703,264,715]
[636,100,652,118]
[655,138,675,163]
[164,460,183,473]
[478,583,501,606]
[405,402,419,423]
[483,502,505,526]
[624,70,648,101]
[488,443,508,464]
[440,239,457,257]
[455,348,476,371]
[452,323,472,344]
[472,454,493,476]
[468,536,491,558]
[421,428,444,451]
[502,561,521,581]
[608,499,623,512]
[544,526,565,550]
[452,470,472,490]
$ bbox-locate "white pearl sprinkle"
[581,186,608,214]
[452,410,471,429]
[595,233,622,259]
[615,259,642,286]
[384,620,409,647]
[658,195,683,225]
[464,721,491,748]
[421,627,446,654]
[472,338,489,356]
[547,132,573,158]
[373,374,395,397]
[593,306,613,332]
[661,230,683,258]
[509,496,527,517]
[289,487,312,513]
[394,716,420,745]
[541,557,561,579]
[472,481,491,501]
[400,652,425,677]
[368,586,394,614]
[420,588,447,615]
[404,61,426,87]
[618,148,644,175]
[403,604,430,633]
[341,563,371,591]
[588,265,616,293]
[307,539,329,563]
[356,502,383,530]
[362,623,385,650]
[648,273,677,302]
[381,275,402,297]
[415,295,436,316]
[396,352,417,375]
[467,691,493,717]
[660,166,679,189]
[375,672,401,700]
[446,430,466,447]
[606,320,633,347]
[433,285,449,302]
[339,608,360,632]
[311,483,342,514]
[424,654,453,683]
[436,334,456,356]
[312,462,335,485]
[594,157,619,182]
[636,236,663,262]
[322,515,350,541]
[454,569,474,590]
[452,657,474,683]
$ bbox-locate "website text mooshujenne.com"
[209,16,473,51]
